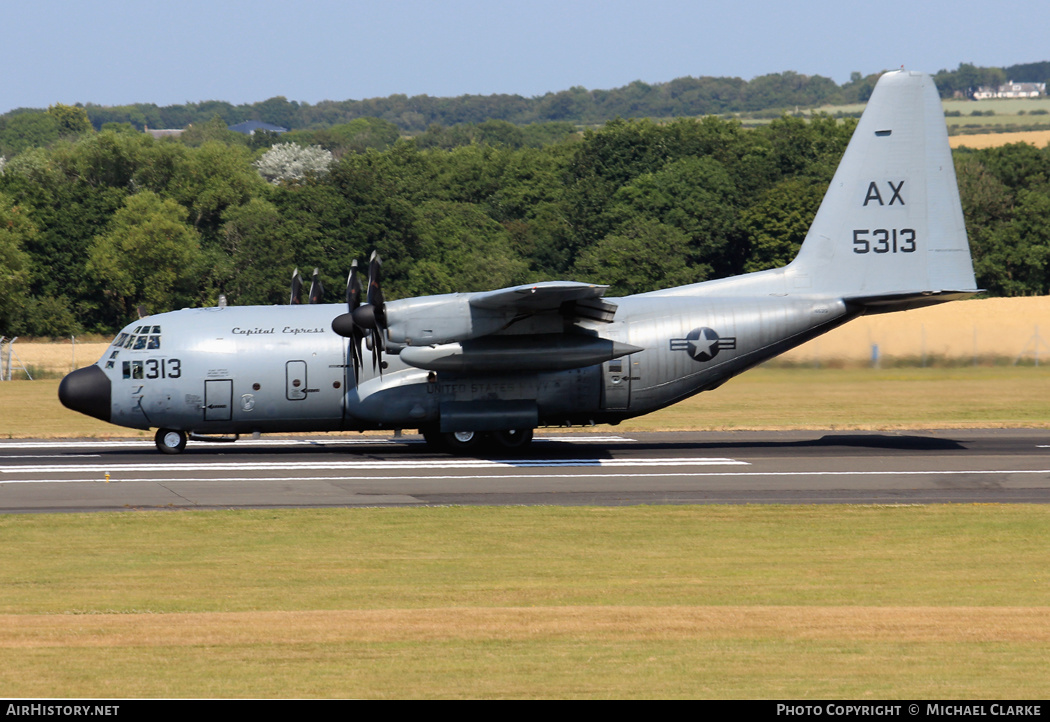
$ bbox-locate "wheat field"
[949,129,1050,149]
[779,296,1050,366]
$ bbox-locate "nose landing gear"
[155,428,187,454]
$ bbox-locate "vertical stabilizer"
[789,70,977,304]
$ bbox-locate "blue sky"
[2,0,1048,114]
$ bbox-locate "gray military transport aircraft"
[59,70,979,454]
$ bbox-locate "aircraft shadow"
[72,431,967,461]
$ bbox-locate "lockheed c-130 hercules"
[60,70,979,454]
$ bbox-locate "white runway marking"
[0,457,746,479]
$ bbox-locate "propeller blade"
[347,259,362,310]
[289,268,303,305]
[334,260,367,386]
[363,251,386,374]
[365,251,383,309]
[308,268,324,304]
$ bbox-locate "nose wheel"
[155,428,187,454]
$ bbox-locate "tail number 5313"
[853,229,916,254]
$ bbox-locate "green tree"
[47,104,92,136]
[971,189,1050,295]
[0,194,34,331]
[606,156,740,276]
[167,141,264,234]
[179,115,245,147]
[219,198,295,305]
[87,192,204,323]
[403,200,527,296]
[0,112,61,157]
[573,218,706,295]
[738,178,825,272]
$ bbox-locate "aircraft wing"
[383,280,629,372]
[469,281,609,311]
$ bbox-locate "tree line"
[3,62,1045,152]
[0,101,1048,338]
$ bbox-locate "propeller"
[289,268,303,305]
[331,253,388,384]
[354,251,387,374]
[308,268,324,304]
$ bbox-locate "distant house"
[227,120,288,135]
[973,81,1046,99]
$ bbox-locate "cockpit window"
[151,326,162,334]
[114,333,128,347]
[133,336,147,350]
[147,336,161,350]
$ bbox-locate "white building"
[973,81,1046,99]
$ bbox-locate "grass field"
[2,505,1049,698]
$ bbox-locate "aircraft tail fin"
[786,70,978,309]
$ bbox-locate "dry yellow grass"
[4,606,1050,697]
[3,606,1048,647]
[950,129,1050,149]
[6,340,108,378]
[780,296,1050,364]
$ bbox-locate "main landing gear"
[420,427,534,453]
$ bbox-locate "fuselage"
[61,292,854,438]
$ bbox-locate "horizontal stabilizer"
[844,289,982,314]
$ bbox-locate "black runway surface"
[1,429,1048,512]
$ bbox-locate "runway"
[1,429,1048,512]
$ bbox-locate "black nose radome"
[58,365,112,423]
